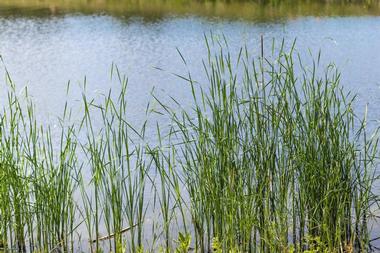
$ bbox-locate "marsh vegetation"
[0,37,379,252]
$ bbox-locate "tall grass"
[0,37,379,252]
[154,36,380,252]
[0,66,78,252]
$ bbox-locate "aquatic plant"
[153,35,380,252]
[0,36,379,252]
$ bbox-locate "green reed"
[78,69,149,253]
[0,36,379,253]
[153,36,380,252]
[0,64,78,252]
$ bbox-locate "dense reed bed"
[0,37,379,253]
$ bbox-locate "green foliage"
[174,233,191,253]
[0,36,378,252]
[212,237,222,253]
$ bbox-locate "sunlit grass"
[0,36,379,252]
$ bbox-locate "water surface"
[1,1,380,248]
[0,13,379,124]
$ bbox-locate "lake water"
[0,3,380,129]
[1,1,380,249]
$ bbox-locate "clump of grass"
[0,36,379,253]
[0,64,78,252]
[154,36,380,252]
[78,69,149,253]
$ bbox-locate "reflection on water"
[0,0,380,20]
